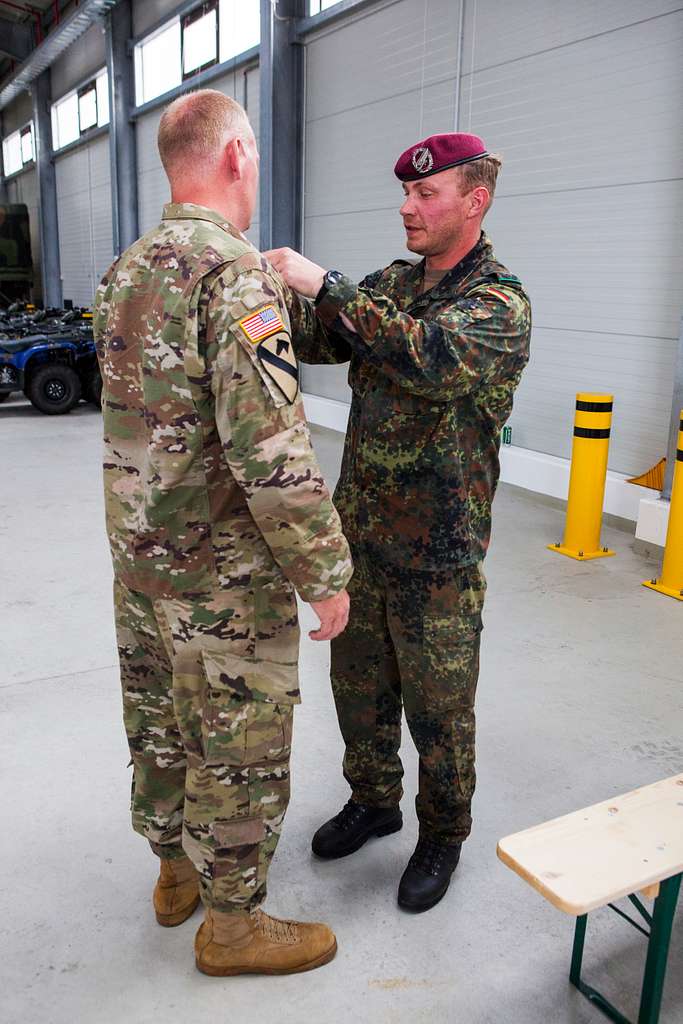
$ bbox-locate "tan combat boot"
[153,856,200,927]
[194,907,337,976]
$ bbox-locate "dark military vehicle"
[0,305,102,414]
[0,204,32,304]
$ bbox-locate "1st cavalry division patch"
[240,305,298,404]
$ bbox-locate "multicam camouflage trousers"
[330,553,486,845]
[113,579,300,913]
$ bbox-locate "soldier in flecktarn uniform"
[267,132,531,913]
[93,90,352,976]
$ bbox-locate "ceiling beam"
[0,0,119,111]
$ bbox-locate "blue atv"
[0,306,101,415]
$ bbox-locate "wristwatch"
[315,269,344,305]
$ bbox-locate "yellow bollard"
[548,393,616,561]
[643,411,683,601]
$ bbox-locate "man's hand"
[265,247,326,299]
[309,589,350,641]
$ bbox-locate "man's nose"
[400,195,415,217]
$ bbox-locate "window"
[309,0,342,13]
[78,83,98,133]
[51,69,110,150]
[96,71,110,127]
[182,1,218,78]
[2,123,35,176]
[134,19,182,106]
[219,0,259,63]
[134,0,260,106]
[20,125,35,165]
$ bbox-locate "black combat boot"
[311,799,403,859]
[397,837,462,912]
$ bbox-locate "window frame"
[19,124,35,165]
[1,122,35,177]
[51,69,110,152]
[77,80,99,136]
[181,0,220,81]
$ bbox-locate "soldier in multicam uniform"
[93,90,353,975]
[267,132,531,913]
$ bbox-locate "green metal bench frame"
[569,872,682,1024]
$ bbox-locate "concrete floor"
[2,395,682,1024]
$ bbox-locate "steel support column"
[259,0,306,252]
[0,111,8,204]
[106,0,138,255]
[31,69,62,307]
[662,315,683,500]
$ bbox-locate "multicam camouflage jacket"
[93,202,352,604]
[288,233,531,572]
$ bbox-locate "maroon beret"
[394,132,488,181]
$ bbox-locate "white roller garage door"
[301,0,463,403]
[302,0,683,476]
[55,134,113,308]
[460,0,683,475]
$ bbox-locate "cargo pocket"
[212,817,267,904]
[422,612,482,712]
[200,649,298,768]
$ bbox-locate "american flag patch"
[239,305,285,344]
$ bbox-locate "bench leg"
[568,873,682,1024]
[570,912,631,1024]
[570,914,587,988]
[637,873,682,1024]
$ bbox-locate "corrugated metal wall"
[136,64,260,246]
[54,135,113,307]
[301,0,683,476]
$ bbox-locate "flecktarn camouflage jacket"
[288,233,531,572]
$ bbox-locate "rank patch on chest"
[239,305,285,344]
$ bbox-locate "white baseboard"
[497,444,643,523]
[635,496,670,547]
[302,392,666,537]
[302,393,350,433]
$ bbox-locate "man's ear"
[468,185,490,218]
[225,136,245,181]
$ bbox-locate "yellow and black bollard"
[548,393,616,561]
[643,411,683,601]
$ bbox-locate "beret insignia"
[411,147,434,175]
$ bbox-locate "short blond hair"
[158,89,251,180]
[457,154,502,215]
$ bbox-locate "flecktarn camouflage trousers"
[330,553,486,844]
[113,579,300,912]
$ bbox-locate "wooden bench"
[497,774,683,1024]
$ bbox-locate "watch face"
[327,270,343,287]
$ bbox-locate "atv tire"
[85,367,103,408]
[28,364,82,414]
